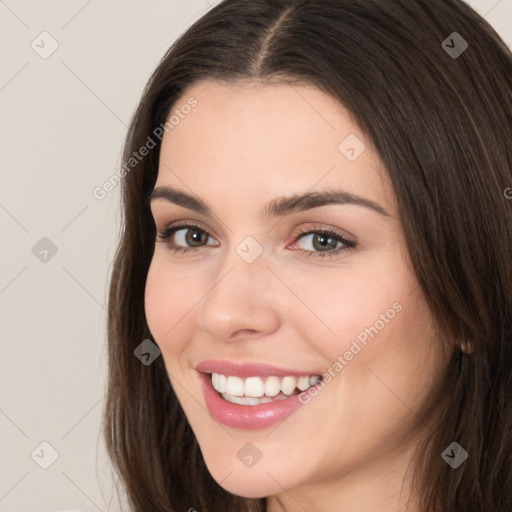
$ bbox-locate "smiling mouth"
[210,372,322,406]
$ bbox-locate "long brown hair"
[103,1,512,510]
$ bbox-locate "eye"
[156,222,218,254]
[290,225,356,259]
[156,221,357,259]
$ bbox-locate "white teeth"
[210,372,321,402]
[225,376,244,396]
[264,376,281,397]
[297,375,311,391]
[218,373,227,393]
[212,372,220,390]
[244,377,265,397]
[281,376,297,395]
[222,394,274,405]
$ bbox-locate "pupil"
[188,229,207,246]
[314,234,336,251]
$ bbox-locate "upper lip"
[195,359,321,378]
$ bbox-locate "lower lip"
[199,372,307,430]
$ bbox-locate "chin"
[211,471,280,499]
[201,447,309,500]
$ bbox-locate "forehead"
[163,79,354,153]
[155,80,395,215]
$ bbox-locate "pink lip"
[198,371,309,430]
[195,359,320,378]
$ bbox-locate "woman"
[103,1,512,510]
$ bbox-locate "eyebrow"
[148,185,390,218]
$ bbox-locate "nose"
[197,248,281,343]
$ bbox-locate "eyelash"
[155,221,357,259]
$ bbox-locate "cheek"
[287,258,408,361]
[144,262,167,339]
[144,259,192,356]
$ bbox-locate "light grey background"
[1,1,511,511]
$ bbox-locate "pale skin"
[145,79,454,512]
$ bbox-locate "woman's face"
[145,80,452,505]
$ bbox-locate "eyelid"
[156,218,219,240]
[291,223,356,244]
[156,220,357,259]
[156,219,355,239]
